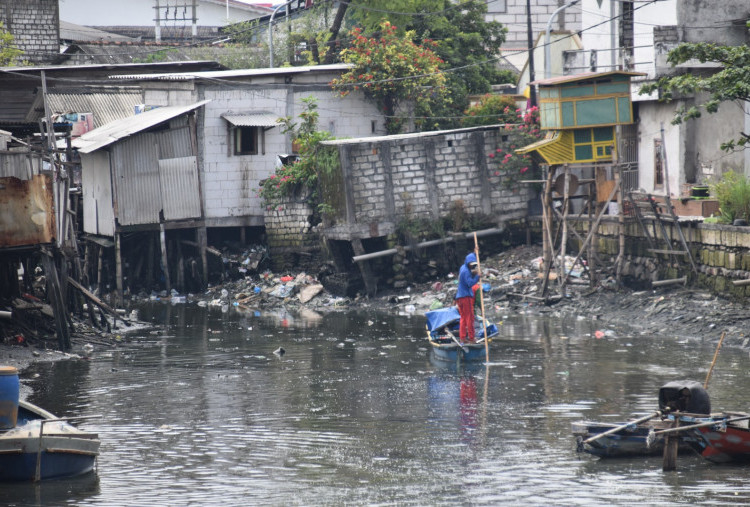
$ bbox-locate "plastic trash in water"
[404,304,416,313]
[221,289,229,298]
[253,286,261,294]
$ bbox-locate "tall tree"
[330,20,447,134]
[640,42,750,152]
[346,0,510,130]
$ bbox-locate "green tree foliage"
[461,94,519,128]
[0,22,23,66]
[348,0,510,131]
[639,43,750,151]
[257,97,335,209]
[330,20,447,134]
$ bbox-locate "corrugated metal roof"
[59,21,135,43]
[222,111,280,127]
[530,71,646,86]
[26,87,143,128]
[110,63,352,81]
[73,100,210,154]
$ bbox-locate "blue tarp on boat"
[426,307,498,339]
[425,307,460,332]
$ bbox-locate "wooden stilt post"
[541,165,556,298]
[663,417,680,471]
[559,165,570,294]
[196,226,208,289]
[588,180,596,287]
[146,233,155,289]
[97,245,103,293]
[83,241,91,287]
[175,233,185,292]
[351,238,377,297]
[42,252,71,351]
[114,231,124,307]
[159,222,171,294]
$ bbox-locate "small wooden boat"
[572,418,696,458]
[573,380,712,458]
[0,400,100,481]
[678,411,750,464]
[425,307,499,362]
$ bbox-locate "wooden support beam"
[160,222,171,294]
[67,276,130,324]
[732,279,750,287]
[351,228,505,263]
[114,231,124,307]
[648,249,687,255]
[652,277,687,287]
[42,252,71,351]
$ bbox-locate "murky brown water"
[5,304,750,505]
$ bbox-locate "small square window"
[234,126,259,155]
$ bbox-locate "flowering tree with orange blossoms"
[330,20,447,134]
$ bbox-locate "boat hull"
[430,341,487,362]
[0,400,100,482]
[693,414,750,463]
[572,420,694,458]
[425,307,498,363]
[0,446,97,481]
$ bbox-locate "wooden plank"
[652,277,687,287]
[67,276,129,323]
[648,249,687,255]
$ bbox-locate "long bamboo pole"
[704,331,727,389]
[474,232,489,362]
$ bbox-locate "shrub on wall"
[257,97,334,210]
[710,170,750,223]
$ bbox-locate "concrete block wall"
[263,190,320,270]
[575,217,750,300]
[487,0,582,47]
[0,0,58,65]
[326,126,532,237]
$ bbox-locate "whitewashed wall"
[59,0,264,27]
[81,150,115,236]
[580,0,676,76]
[199,87,384,226]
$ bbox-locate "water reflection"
[12,304,750,505]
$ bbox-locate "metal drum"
[0,366,19,429]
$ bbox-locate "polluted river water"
[5,303,750,505]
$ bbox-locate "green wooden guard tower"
[517,71,645,300]
[517,71,644,164]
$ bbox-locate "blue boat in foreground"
[0,400,100,482]
[425,307,499,362]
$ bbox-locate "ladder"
[626,191,697,284]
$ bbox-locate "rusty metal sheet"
[0,174,56,248]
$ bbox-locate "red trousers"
[457,296,475,341]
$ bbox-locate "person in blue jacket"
[456,253,480,343]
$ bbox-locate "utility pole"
[526,0,537,107]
